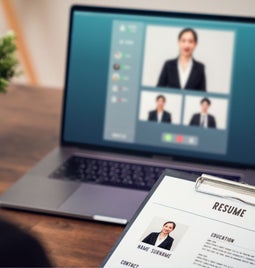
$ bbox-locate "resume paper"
[103,176,255,268]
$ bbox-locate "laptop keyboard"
[49,155,241,191]
[49,155,166,191]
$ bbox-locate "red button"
[176,135,183,143]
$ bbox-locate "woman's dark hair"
[163,221,176,230]
[178,28,198,43]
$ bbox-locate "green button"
[164,133,172,142]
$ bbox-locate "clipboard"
[102,169,255,268]
[195,173,255,206]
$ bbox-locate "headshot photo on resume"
[142,221,176,251]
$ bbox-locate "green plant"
[0,31,19,93]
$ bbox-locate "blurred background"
[1,0,255,89]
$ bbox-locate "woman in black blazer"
[142,221,176,250]
[157,28,206,91]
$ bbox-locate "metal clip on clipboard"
[195,174,255,206]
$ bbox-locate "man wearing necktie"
[189,98,216,128]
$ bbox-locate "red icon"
[176,135,183,143]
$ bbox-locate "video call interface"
[64,10,255,165]
[104,18,234,155]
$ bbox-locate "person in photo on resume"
[142,221,176,250]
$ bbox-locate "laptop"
[1,5,255,225]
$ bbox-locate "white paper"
[103,176,255,268]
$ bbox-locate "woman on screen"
[142,221,176,250]
[157,28,206,91]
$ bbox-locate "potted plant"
[0,31,19,93]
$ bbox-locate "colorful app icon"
[113,63,120,70]
[112,73,120,81]
[114,51,122,59]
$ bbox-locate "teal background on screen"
[64,10,255,166]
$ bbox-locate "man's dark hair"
[178,28,198,43]
[163,221,176,230]
[156,95,166,102]
[200,97,211,105]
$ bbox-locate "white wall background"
[1,0,255,88]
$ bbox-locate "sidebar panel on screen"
[104,21,144,143]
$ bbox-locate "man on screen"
[148,95,171,123]
[189,97,216,128]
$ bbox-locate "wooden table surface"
[0,85,124,267]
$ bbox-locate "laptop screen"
[63,6,255,167]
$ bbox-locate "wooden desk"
[0,85,124,267]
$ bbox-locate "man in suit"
[189,98,216,128]
[148,95,171,123]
